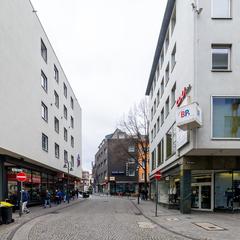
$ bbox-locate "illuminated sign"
[176,85,192,107]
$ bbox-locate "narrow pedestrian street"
[9,196,185,240]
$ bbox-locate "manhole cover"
[166,217,179,221]
[194,222,225,231]
[137,222,156,229]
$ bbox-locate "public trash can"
[0,202,14,224]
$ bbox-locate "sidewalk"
[0,198,85,240]
[131,199,240,240]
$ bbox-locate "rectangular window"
[54,65,59,83]
[161,78,164,97]
[165,97,169,118]
[171,6,176,35]
[151,107,153,120]
[160,50,164,69]
[71,155,74,168]
[156,64,160,81]
[54,117,59,133]
[41,71,47,92]
[54,91,59,108]
[151,129,153,142]
[165,63,169,85]
[157,139,164,166]
[71,116,74,128]
[161,108,164,126]
[63,105,68,120]
[154,124,156,138]
[64,128,68,142]
[212,0,231,18]
[153,76,156,90]
[212,45,231,70]
[171,83,176,108]
[151,149,156,170]
[71,136,74,148]
[157,90,160,106]
[42,133,48,152]
[128,146,135,152]
[212,97,240,138]
[150,86,153,99]
[71,97,74,109]
[157,117,160,132]
[165,30,169,53]
[171,44,176,71]
[63,83,67,98]
[154,100,156,114]
[64,150,68,163]
[41,102,48,122]
[55,143,60,159]
[41,39,47,63]
[166,124,176,159]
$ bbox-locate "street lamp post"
[63,161,73,204]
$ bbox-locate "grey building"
[146,0,240,213]
[94,129,138,195]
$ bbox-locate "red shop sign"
[176,85,192,107]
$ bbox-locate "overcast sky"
[30,0,167,172]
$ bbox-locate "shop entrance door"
[191,183,212,211]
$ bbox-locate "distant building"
[0,0,82,203]
[94,129,138,195]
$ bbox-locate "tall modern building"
[0,0,82,204]
[146,0,240,213]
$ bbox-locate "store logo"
[180,109,190,118]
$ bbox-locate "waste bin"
[0,202,14,224]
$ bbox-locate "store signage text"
[176,85,192,107]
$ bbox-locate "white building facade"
[0,0,82,204]
[146,0,240,213]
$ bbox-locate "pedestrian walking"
[22,189,30,214]
[44,189,51,208]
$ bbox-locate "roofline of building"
[145,0,176,96]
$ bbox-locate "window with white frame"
[71,155,74,168]
[160,50,164,68]
[63,105,68,120]
[212,45,231,70]
[165,63,169,85]
[171,44,176,71]
[64,127,68,142]
[151,149,156,170]
[154,100,156,114]
[157,117,160,132]
[165,97,170,118]
[128,146,135,152]
[54,117,59,133]
[64,150,68,163]
[212,0,231,19]
[157,139,164,166]
[154,124,156,138]
[55,143,59,159]
[54,91,59,108]
[54,65,59,83]
[63,83,67,98]
[171,6,176,35]
[71,97,74,109]
[41,71,47,92]
[42,133,48,152]
[161,78,164,97]
[151,107,153,120]
[166,124,176,159]
[41,102,48,122]
[171,83,176,107]
[212,97,240,138]
[165,30,170,53]
[161,108,164,126]
[156,64,160,81]
[71,116,74,128]
[157,90,160,106]
[71,136,74,148]
[41,39,47,63]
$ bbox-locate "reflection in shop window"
[212,97,240,138]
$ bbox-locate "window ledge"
[211,17,232,20]
[211,69,232,72]
[211,137,240,141]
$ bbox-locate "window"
[55,143,59,159]
[165,97,169,118]
[165,63,169,85]
[157,117,160,132]
[54,117,59,133]
[71,116,74,128]
[41,71,47,92]
[151,107,153,120]
[150,86,153,99]
[71,155,74,168]
[64,128,68,142]
[154,124,156,138]
[41,102,48,122]
[42,133,48,152]
[71,136,74,148]
[156,64,160,81]
[54,65,59,83]
[153,76,156,90]
[161,108,164,126]
[63,83,67,98]
[212,97,240,138]
[64,150,68,163]
[127,159,136,176]
[160,50,164,69]
[157,139,164,166]
[161,78,164,97]
[165,30,169,53]
[212,45,231,70]
[71,97,74,109]
[171,6,176,35]
[171,83,176,107]
[154,100,156,114]
[212,0,231,18]
[171,44,176,71]
[157,90,160,106]
[63,105,68,120]
[151,149,156,170]
[128,146,135,152]
[54,91,59,108]
[166,124,176,159]
[41,39,47,63]
[151,129,153,142]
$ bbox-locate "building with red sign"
[146,0,240,213]
[0,0,82,205]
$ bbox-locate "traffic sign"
[16,172,27,182]
[154,171,162,180]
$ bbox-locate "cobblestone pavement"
[6,195,187,240]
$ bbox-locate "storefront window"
[233,172,240,210]
[31,171,41,202]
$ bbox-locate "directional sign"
[16,172,27,182]
[154,171,162,181]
